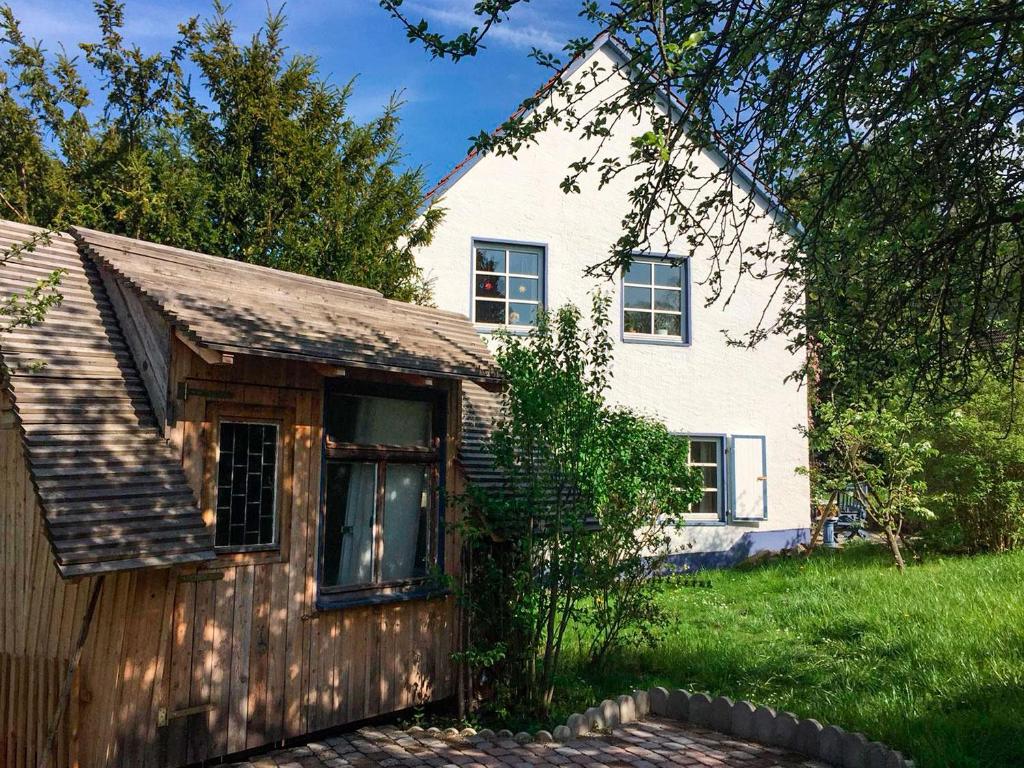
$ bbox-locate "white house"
[415,34,811,568]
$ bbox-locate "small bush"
[923,378,1024,553]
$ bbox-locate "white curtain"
[381,465,428,580]
[335,463,377,587]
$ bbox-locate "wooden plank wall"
[2,340,464,768]
[147,341,461,766]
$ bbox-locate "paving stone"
[751,706,776,744]
[567,714,589,738]
[730,702,756,740]
[841,732,869,768]
[585,707,606,731]
[649,687,671,716]
[688,694,713,728]
[600,699,621,729]
[819,725,846,764]
[617,694,638,724]
[771,712,800,749]
[864,742,890,768]
[796,719,824,756]
[710,697,734,732]
[223,712,856,768]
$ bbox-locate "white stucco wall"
[416,43,811,557]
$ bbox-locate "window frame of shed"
[316,379,448,608]
[203,402,294,567]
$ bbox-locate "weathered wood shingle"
[72,227,500,384]
[0,221,214,577]
[459,381,503,490]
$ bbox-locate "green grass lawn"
[551,544,1024,768]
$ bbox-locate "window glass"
[655,262,684,287]
[624,286,652,309]
[215,422,278,548]
[623,257,687,340]
[688,437,723,520]
[320,391,441,596]
[473,241,544,327]
[321,462,377,588]
[654,288,681,311]
[509,276,539,301]
[475,300,505,325]
[381,464,430,581]
[475,247,505,272]
[623,311,652,334]
[326,394,432,447]
[624,261,652,283]
[509,303,538,326]
[509,250,539,275]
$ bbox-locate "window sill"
[683,519,728,527]
[475,325,533,337]
[315,585,451,612]
[621,334,690,347]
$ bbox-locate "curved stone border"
[408,686,914,768]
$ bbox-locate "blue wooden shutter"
[729,435,768,520]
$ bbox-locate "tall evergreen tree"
[1,0,440,302]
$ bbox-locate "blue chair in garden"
[834,485,870,540]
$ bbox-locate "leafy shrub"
[923,379,1024,553]
[455,292,702,717]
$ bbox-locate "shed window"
[473,241,544,328]
[214,421,279,548]
[623,258,688,341]
[320,386,443,599]
[688,437,725,522]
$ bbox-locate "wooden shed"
[0,220,500,768]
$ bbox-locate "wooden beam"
[174,330,234,365]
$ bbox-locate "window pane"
[654,288,681,311]
[215,422,278,548]
[624,286,652,309]
[508,303,538,327]
[326,394,432,447]
[623,311,652,334]
[381,465,430,581]
[624,261,652,284]
[322,462,377,588]
[654,313,682,337]
[691,439,718,464]
[475,247,505,273]
[509,250,540,275]
[655,262,683,287]
[509,276,539,301]
[693,490,718,517]
[702,465,719,488]
[475,275,506,299]
[475,300,506,325]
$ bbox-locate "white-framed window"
[688,436,725,522]
[622,257,688,341]
[473,240,544,328]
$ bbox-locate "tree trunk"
[883,524,905,571]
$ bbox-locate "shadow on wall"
[665,528,809,571]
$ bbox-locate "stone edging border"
[411,687,914,768]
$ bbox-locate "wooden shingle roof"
[72,227,500,384]
[459,381,503,490]
[0,221,214,577]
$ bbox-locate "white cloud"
[405,0,573,53]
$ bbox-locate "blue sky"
[6,0,594,186]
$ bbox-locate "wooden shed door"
[158,569,224,766]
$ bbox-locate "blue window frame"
[622,256,690,344]
[472,240,546,329]
[686,435,726,523]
